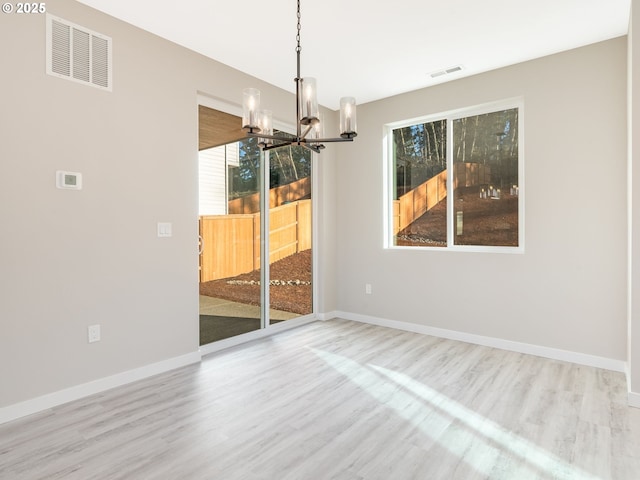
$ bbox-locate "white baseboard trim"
[629,392,640,408]
[0,350,201,426]
[199,314,318,356]
[316,311,338,321]
[333,311,627,373]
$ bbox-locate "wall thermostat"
[56,171,82,190]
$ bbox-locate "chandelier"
[242,0,357,153]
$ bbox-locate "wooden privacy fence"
[453,162,491,189]
[394,170,447,234]
[393,163,491,234]
[228,176,311,214]
[199,199,311,282]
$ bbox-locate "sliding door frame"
[197,93,318,354]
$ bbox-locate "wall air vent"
[429,65,463,79]
[46,14,112,91]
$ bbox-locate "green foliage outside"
[228,134,312,200]
[393,108,518,198]
[394,119,447,198]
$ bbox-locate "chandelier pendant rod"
[295,0,303,143]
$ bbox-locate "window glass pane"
[199,137,261,345]
[228,137,261,203]
[269,139,313,324]
[452,109,519,246]
[392,119,448,247]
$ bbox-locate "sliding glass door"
[198,107,313,344]
[199,138,263,344]
[267,142,313,326]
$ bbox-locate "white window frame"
[384,97,525,254]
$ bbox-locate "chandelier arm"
[299,124,314,141]
[248,132,355,143]
[261,141,293,151]
[307,145,322,153]
[305,136,355,143]
[247,132,296,142]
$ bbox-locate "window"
[387,100,523,252]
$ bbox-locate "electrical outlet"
[88,324,101,343]
[365,283,372,295]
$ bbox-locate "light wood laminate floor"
[1,319,640,479]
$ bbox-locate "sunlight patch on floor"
[309,347,602,480]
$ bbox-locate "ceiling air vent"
[46,14,112,91]
[429,65,463,79]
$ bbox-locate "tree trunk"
[460,118,467,163]
[289,145,299,180]
[471,116,479,163]
[430,122,441,167]
[273,149,287,182]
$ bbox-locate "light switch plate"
[157,222,172,237]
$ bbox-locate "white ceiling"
[77,0,630,110]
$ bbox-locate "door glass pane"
[392,119,447,247]
[452,109,519,247]
[199,137,262,345]
[269,139,313,325]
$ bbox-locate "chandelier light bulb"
[242,88,261,131]
[340,97,357,138]
[301,77,318,124]
[258,110,273,148]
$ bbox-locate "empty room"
[2,0,640,478]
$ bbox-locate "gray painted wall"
[335,38,628,362]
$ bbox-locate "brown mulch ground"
[397,185,519,247]
[199,249,312,315]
